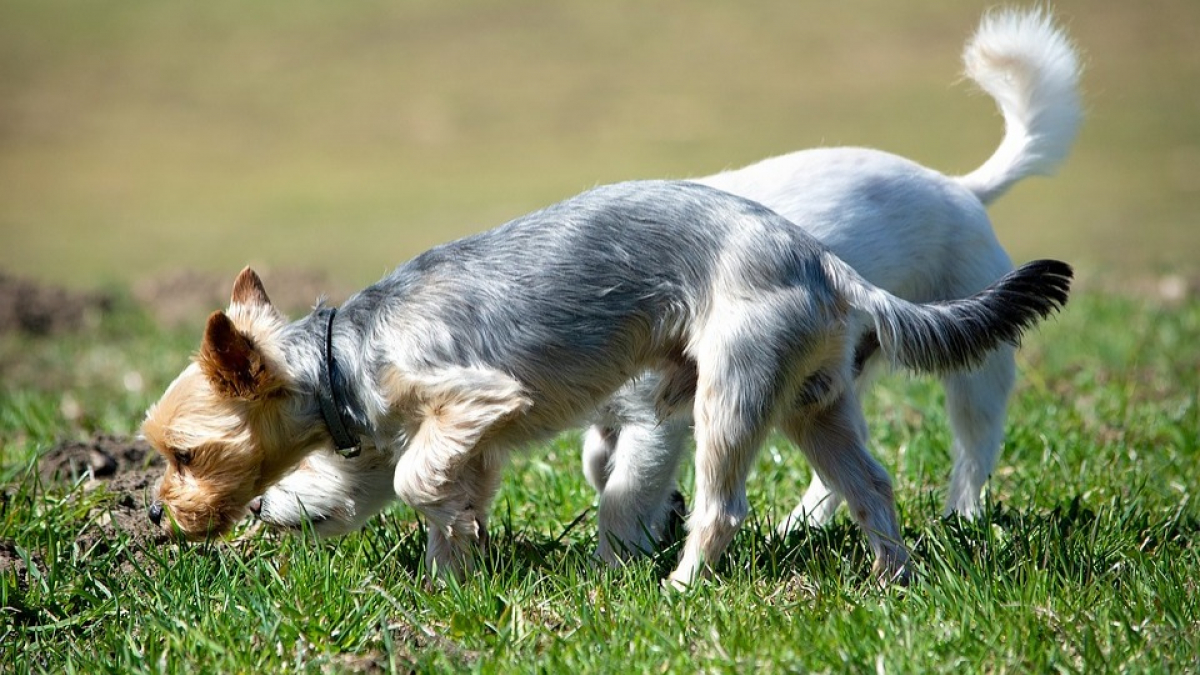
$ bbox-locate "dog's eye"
[175,450,192,467]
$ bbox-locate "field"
[3,0,1200,672]
[3,277,1198,672]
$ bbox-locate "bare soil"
[0,272,113,336]
[0,434,169,576]
[38,434,167,540]
[1,434,170,623]
[37,433,161,483]
[0,538,44,590]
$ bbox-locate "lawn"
[2,283,1198,672]
[2,0,1199,672]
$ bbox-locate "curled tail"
[956,8,1083,204]
[823,253,1073,373]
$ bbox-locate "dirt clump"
[38,433,162,484]
[4,435,170,626]
[36,434,169,547]
[0,539,45,590]
[0,272,113,335]
[85,482,170,548]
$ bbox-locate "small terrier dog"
[252,7,1083,563]
[144,177,1073,587]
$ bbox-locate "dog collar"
[316,307,361,458]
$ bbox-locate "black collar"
[316,307,360,458]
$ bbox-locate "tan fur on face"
[143,362,327,539]
[142,267,322,540]
[143,364,262,537]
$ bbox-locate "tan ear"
[197,311,280,399]
[231,267,272,308]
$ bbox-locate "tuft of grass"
[2,289,1198,672]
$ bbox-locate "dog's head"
[142,268,321,540]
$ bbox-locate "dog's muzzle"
[148,501,164,526]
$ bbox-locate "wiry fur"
[254,7,1083,564]
[146,177,1072,588]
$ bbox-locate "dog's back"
[698,148,995,303]
[345,180,837,425]
[360,180,830,335]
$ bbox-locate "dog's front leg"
[394,443,490,582]
[385,365,531,583]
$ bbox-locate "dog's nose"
[148,501,164,526]
[247,497,263,517]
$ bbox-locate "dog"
[250,7,1082,563]
[143,178,1072,586]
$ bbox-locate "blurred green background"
[2,0,1197,290]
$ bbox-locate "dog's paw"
[662,573,694,593]
[871,550,913,588]
[663,559,710,592]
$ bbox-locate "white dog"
[251,8,1082,563]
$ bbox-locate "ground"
[2,268,1198,672]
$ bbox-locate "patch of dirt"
[0,539,45,590]
[133,267,352,328]
[38,433,162,484]
[326,652,389,674]
[0,539,45,624]
[0,271,113,335]
[37,434,169,548]
[88,470,171,546]
[4,435,171,627]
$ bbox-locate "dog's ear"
[197,310,281,400]
[231,267,273,308]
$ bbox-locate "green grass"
[2,289,1198,673]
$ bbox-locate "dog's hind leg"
[942,344,1015,518]
[667,323,783,589]
[595,417,691,565]
[784,340,886,531]
[780,390,910,584]
[783,473,844,533]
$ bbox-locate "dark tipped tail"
[901,259,1073,371]
[825,253,1073,374]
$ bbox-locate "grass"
[1,288,1198,673]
